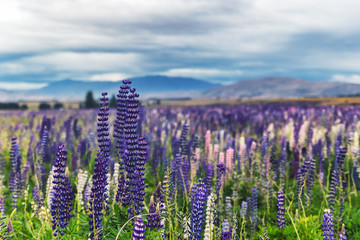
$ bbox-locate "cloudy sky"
[1,0,360,89]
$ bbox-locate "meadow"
[0,80,358,240]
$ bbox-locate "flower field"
[0,80,359,239]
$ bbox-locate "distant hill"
[202,77,360,98]
[25,75,219,100]
[0,89,49,102]
[4,76,360,102]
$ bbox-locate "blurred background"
[1,0,360,109]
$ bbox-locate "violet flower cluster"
[9,137,21,210]
[220,218,232,240]
[89,92,111,240]
[322,209,334,240]
[190,178,207,240]
[50,144,73,237]
[131,215,145,240]
[277,189,285,229]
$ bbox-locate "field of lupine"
[0,80,359,239]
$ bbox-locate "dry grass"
[13,96,360,110]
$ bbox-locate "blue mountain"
[27,75,219,100]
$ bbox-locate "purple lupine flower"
[97,92,111,159]
[153,182,165,212]
[296,159,311,208]
[72,118,81,139]
[146,196,161,229]
[181,156,190,194]
[9,136,21,210]
[190,178,207,240]
[95,92,111,209]
[131,170,144,216]
[0,197,4,215]
[50,144,71,237]
[115,170,126,203]
[172,153,184,194]
[39,116,51,139]
[131,215,145,240]
[250,187,258,234]
[268,143,278,183]
[114,79,131,165]
[319,147,325,186]
[137,104,145,137]
[38,164,47,194]
[63,175,73,225]
[328,170,338,212]
[38,126,50,163]
[339,224,347,240]
[0,156,5,175]
[260,132,268,181]
[322,209,335,240]
[89,150,108,240]
[122,87,142,219]
[27,135,35,173]
[305,157,316,206]
[83,181,91,210]
[21,161,30,188]
[277,189,285,229]
[240,201,248,218]
[178,124,189,156]
[291,148,300,179]
[32,184,43,216]
[205,162,214,196]
[79,138,89,160]
[260,218,269,240]
[134,137,147,215]
[64,116,73,152]
[215,162,225,200]
[220,218,232,240]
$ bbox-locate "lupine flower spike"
[131,215,145,240]
[322,209,334,240]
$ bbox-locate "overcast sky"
[1,0,360,89]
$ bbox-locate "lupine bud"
[131,215,145,240]
[339,224,347,240]
[277,189,285,229]
[220,218,232,240]
[322,209,334,240]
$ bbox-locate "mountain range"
[7,75,219,101]
[2,76,360,101]
[202,77,360,99]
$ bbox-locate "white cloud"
[0,62,44,75]
[330,74,360,84]
[0,52,142,77]
[1,0,360,55]
[0,82,47,90]
[1,0,360,82]
[161,68,243,78]
[90,73,129,82]
[24,52,142,72]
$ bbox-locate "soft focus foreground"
[0,83,359,239]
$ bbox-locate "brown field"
[144,96,360,107]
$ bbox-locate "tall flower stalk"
[50,144,73,237]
